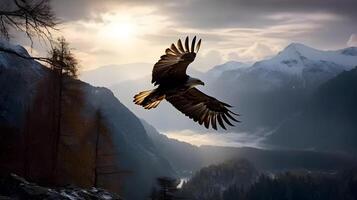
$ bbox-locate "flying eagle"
[134,36,239,130]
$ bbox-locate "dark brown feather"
[184,36,190,52]
[222,114,234,126]
[196,39,201,52]
[166,88,238,130]
[227,112,239,122]
[191,36,196,53]
[170,44,181,55]
[204,114,211,128]
[217,115,226,130]
[211,114,217,130]
[177,39,185,53]
[152,36,200,85]
[166,48,176,55]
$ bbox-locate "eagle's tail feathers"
[134,90,151,104]
[134,90,165,110]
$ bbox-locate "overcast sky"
[16,0,357,72]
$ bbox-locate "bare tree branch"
[0,0,59,45]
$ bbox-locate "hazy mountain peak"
[207,61,250,77]
[80,62,153,87]
[214,61,247,70]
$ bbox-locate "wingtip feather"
[191,36,196,53]
[196,39,202,53]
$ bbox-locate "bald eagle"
[134,36,239,130]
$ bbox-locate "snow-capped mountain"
[0,40,173,200]
[207,43,357,88]
[252,43,357,74]
[204,43,357,135]
[245,43,357,88]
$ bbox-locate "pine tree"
[49,37,79,181]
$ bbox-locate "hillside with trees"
[178,159,357,200]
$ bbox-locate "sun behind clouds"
[101,19,137,41]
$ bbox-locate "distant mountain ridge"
[143,119,357,176]
[206,61,250,78]
[80,63,152,87]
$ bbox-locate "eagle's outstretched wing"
[152,36,201,85]
[166,88,239,130]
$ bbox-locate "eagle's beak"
[200,81,205,86]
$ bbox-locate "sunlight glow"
[107,22,135,40]
[102,20,137,41]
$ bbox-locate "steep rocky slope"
[0,40,173,200]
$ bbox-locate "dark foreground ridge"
[0,174,123,200]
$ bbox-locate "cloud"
[266,12,342,23]
[132,0,356,29]
[227,52,240,61]
[190,50,223,71]
[347,34,357,47]
[237,42,278,61]
[51,0,114,22]
[13,0,357,71]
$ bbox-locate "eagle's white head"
[186,77,205,88]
